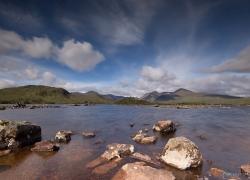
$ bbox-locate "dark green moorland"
[0,85,249,105]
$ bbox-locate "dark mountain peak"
[174,88,194,96]
[141,91,159,98]
[174,88,192,93]
[103,94,125,101]
[85,91,99,95]
[141,91,162,101]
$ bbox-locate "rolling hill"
[0,85,71,104]
[115,97,150,105]
[0,85,119,104]
[141,88,250,105]
[0,85,249,105]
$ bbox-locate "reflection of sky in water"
[0,105,249,179]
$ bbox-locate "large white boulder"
[161,137,202,170]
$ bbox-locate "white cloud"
[0,29,104,72]
[102,63,250,97]
[24,67,40,80]
[0,29,23,53]
[93,0,160,46]
[42,71,57,85]
[187,74,250,97]
[60,0,162,46]
[0,55,57,86]
[0,29,53,58]
[141,65,175,81]
[93,65,180,97]
[56,40,104,71]
[0,79,15,89]
[22,37,54,58]
[209,45,250,73]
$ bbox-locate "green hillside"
[115,97,151,105]
[0,85,70,104]
[0,85,249,105]
[70,91,112,104]
[142,88,250,105]
[0,85,111,104]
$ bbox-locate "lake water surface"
[0,105,250,179]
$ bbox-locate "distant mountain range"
[0,85,249,105]
[141,88,248,105]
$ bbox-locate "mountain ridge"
[141,88,248,105]
[0,85,249,105]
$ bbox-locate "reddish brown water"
[0,105,250,179]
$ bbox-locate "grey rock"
[31,140,59,152]
[55,130,71,143]
[101,143,134,160]
[152,120,176,134]
[132,130,157,144]
[0,120,41,150]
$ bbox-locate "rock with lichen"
[101,143,134,160]
[161,136,202,170]
[0,120,41,151]
[132,130,157,144]
[153,120,176,134]
[55,130,72,143]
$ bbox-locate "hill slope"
[70,91,112,104]
[0,85,249,105]
[115,97,150,105]
[0,85,70,104]
[142,88,250,105]
[0,85,113,104]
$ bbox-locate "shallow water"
[0,105,250,179]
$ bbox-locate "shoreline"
[0,103,250,110]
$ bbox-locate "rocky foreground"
[0,119,249,179]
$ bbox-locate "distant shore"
[0,103,250,111]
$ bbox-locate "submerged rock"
[112,162,175,180]
[0,149,11,157]
[160,136,202,170]
[132,131,157,144]
[0,120,41,150]
[82,131,96,138]
[197,134,207,141]
[86,156,107,169]
[241,163,250,176]
[131,152,152,162]
[129,123,135,127]
[152,120,176,134]
[31,140,59,152]
[93,139,105,145]
[55,130,71,143]
[0,107,6,111]
[87,143,134,175]
[101,143,134,160]
[209,167,225,177]
[130,152,160,166]
[92,158,122,175]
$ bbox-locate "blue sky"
[0,0,250,96]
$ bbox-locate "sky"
[0,0,250,97]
